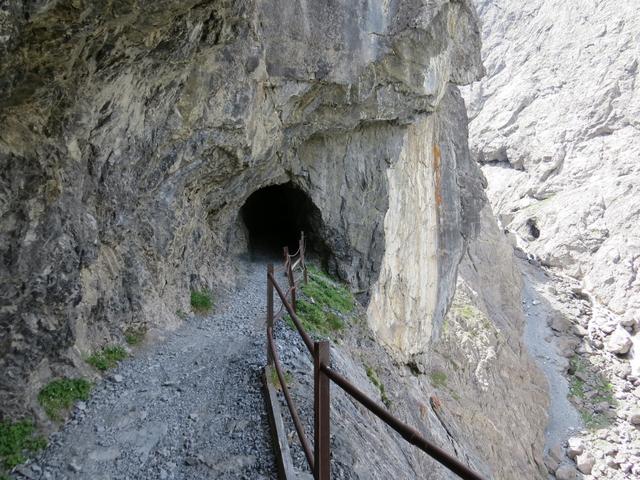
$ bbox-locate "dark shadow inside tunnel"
[240,183,327,258]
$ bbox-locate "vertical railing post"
[300,231,308,284]
[267,263,274,365]
[284,246,296,312]
[314,341,330,480]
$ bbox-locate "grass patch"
[190,290,213,314]
[268,367,293,391]
[176,309,188,320]
[302,266,354,313]
[0,420,47,472]
[87,345,127,371]
[284,265,355,335]
[580,411,609,430]
[569,377,585,398]
[430,371,447,389]
[124,325,147,346]
[365,365,390,408]
[38,379,92,421]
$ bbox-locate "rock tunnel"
[240,183,327,258]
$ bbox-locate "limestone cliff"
[1,1,549,478]
[1,0,484,420]
[463,0,640,358]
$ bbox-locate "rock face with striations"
[463,0,640,357]
[1,1,548,478]
[1,0,484,417]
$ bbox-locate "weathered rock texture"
[1,1,551,478]
[463,0,640,356]
[0,0,486,419]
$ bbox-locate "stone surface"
[575,452,595,475]
[554,464,578,480]
[0,0,484,419]
[606,328,633,355]
[463,0,640,370]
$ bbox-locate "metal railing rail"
[265,232,486,480]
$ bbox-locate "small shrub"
[190,290,213,314]
[365,365,391,408]
[430,371,447,389]
[38,379,92,421]
[124,325,147,346]
[87,346,127,371]
[0,420,47,471]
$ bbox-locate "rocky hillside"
[464,0,640,364]
[465,1,640,478]
[1,1,551,478]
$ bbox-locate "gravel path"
[25,260,277,480]
[520,260,583,453]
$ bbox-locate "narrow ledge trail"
[32,260,277,480]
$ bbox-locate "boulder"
[575,452,595,474]
[555,464,578,480]
[606,328,632,355]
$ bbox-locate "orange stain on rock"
[433,144,443,207]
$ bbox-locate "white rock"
[566,438,584,460]
[606,328,632,355]
[554,464,578,480]
[575,452,595,475]
[628,409,640,425]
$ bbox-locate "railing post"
[314,341,330,480]
[300,231,308,284]
[267,263,274,365]
[284,246,297,312]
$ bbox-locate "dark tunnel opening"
[240,183,326,258]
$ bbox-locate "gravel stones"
[30,261,276,479]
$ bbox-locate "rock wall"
[463,0,640,350]
[0,0,486,419]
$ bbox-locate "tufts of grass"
[430,371,448,389]
[124,325,147,346]
[302,266,354,313]
[569,377,585,399]
[176,309,188,320]
[365,365,390,408]
[0,420,47,472]
[38,379,92,421]
[190,290,213,314]
[87,345,127,371]
[290,300,345,336]
[284,265,355,336]
[268,367,293,392]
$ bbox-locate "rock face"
[0,0,486,419]
[463,0,640,351]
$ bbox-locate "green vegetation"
[176,309,188,320]
[302,266,354,313]
[569,377,585,398]
[190,290,213,314]
[38,379,92,421]
[0,420,47,472]
[268,367,293,391]
[87,345,127,371]
[124,325,147,346]
[285,265,355,335]
[567,355,617,430]
[430,371,448,389]
[580,411,610,430]
[365,365,390,408]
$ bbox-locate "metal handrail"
[265,232,486,480]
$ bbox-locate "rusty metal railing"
[265,232,486,480]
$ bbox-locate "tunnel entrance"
[240,183,325,257]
